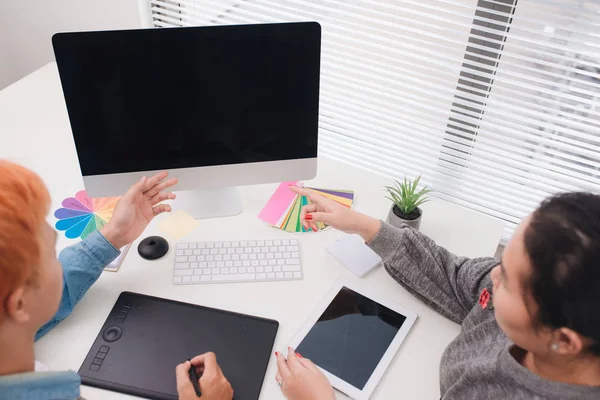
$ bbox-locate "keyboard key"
[207,243,214,248]
[199,262,207,268]
[215,242,223,248]
[223,242,231,248]
[175,269,193,276]
[190,243,197,249]
[241,254,248,260]
[223,255,231,261]
[282,239,290,246]
[239,267,247,273]
[210,249,218,255]
[189,256,196,262]
[207,255,214,262]
[277,259,285,266]
[257,273,267,280]
[260,260,268,266]
[217,262,224,268]
[290,239,298,245]
[253,247,260,253]
[183,276,192,283]
[249,254,257,260]
[274,240,282,246]
[275,253,282,259]
[269,259,276,266]
[267,272,275,279]
[251,260,259,267]
[274,266,282,272]
[276,272,284,279]
[294,272,302,278]
[283,265,301,272]
[201,276,211,282]
[257,240,265,247]
[232,241,239,247]
[266,253,274,259]
[219,248,226,255]
[265,266,273,272]
[221,268,229,274]
[283,252,291,258]
[177,243,188,249]
[175,262,189,269]
[208,262,216,268]
[292,252,299,258]
[230,267,238,274]
[215,255,223,261]
[198,256,205,262]
[258,253,266,260]
[203,268,211,274]
[194,269,203,275]
[247,267,255,273]
[249,241,256,247]
[241,241,248,247]
[236,248,244,254]
[227,248,235,254]
[213,274,255,282]
[234,261,242,267]
[198,243,206,249]
[244,248,252,254]
[242,261,250,267]
[266,240,273,246]
[225,261,233,267]
[212,268,220,274]
[176,250,184,256]
[202,249,210,255]
[193,249,202,255]
[174,276,182,283]
[261,246,269,253]
[285,272,293,279]
[278,246,286,252]
[286,258,300,265]
[232,254,240,261]
[191,262,199,268]
[184,250,192,256]
[192,276,200,283]
[270,246,278,252]
[287,246,299,252]
[176,256,188,262]
[256,267,264,273]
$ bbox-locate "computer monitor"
[52,22,321,218]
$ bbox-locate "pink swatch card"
[258,181,298,225]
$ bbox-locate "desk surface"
[0,63,504,400]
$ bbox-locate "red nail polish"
[275,352,279,356]
[296,352,302,358]
[305,214,313,220]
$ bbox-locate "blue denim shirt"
[0,230,120,400]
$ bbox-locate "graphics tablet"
[79,292,278,400]
[288,279,417,400]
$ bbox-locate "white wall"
[0,0,143,90]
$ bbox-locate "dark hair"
[524,192,600,355]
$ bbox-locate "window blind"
[147,0,600,243]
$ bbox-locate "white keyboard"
[173,239,302,285]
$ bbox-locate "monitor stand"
[171,187,243,219]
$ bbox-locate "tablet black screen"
[296,287,406,390]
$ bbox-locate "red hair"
[0,160,50,317]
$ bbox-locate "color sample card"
[54,190,121,239]
[258,183,354,233]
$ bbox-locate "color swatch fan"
[54,191,120,239]
[258,182,354,233]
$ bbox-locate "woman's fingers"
[143,171,169,192]
[152,204,172,216]
[300,204,318,230]
[275,352,292,381]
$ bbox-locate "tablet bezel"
[288,278,417,400]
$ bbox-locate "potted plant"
[385,176,431,231]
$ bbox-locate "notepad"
[159,210,200,239]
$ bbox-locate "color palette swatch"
[258,182,354,233]
[54,190,120,239]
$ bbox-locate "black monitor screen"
[296,287,407,390]
[53,23,321,176]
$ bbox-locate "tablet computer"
[79,292,278,400]
[288,279,417,400]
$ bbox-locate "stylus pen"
[188,362,202,397]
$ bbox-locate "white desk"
[0,63,505,400]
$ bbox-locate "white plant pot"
[386,205,422,231]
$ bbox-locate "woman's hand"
[100,172,178,248]
[275,347,336,400]
[290,186,381,242]
[176,352,234,400]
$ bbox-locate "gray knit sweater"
[368,222,600,400]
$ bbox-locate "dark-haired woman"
[274,187,600,400]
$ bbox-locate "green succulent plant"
[385,176,432,216]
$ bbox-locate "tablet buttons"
[102,326,122,342]
[89,345,110,371]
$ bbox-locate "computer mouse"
[138,236,169,260]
